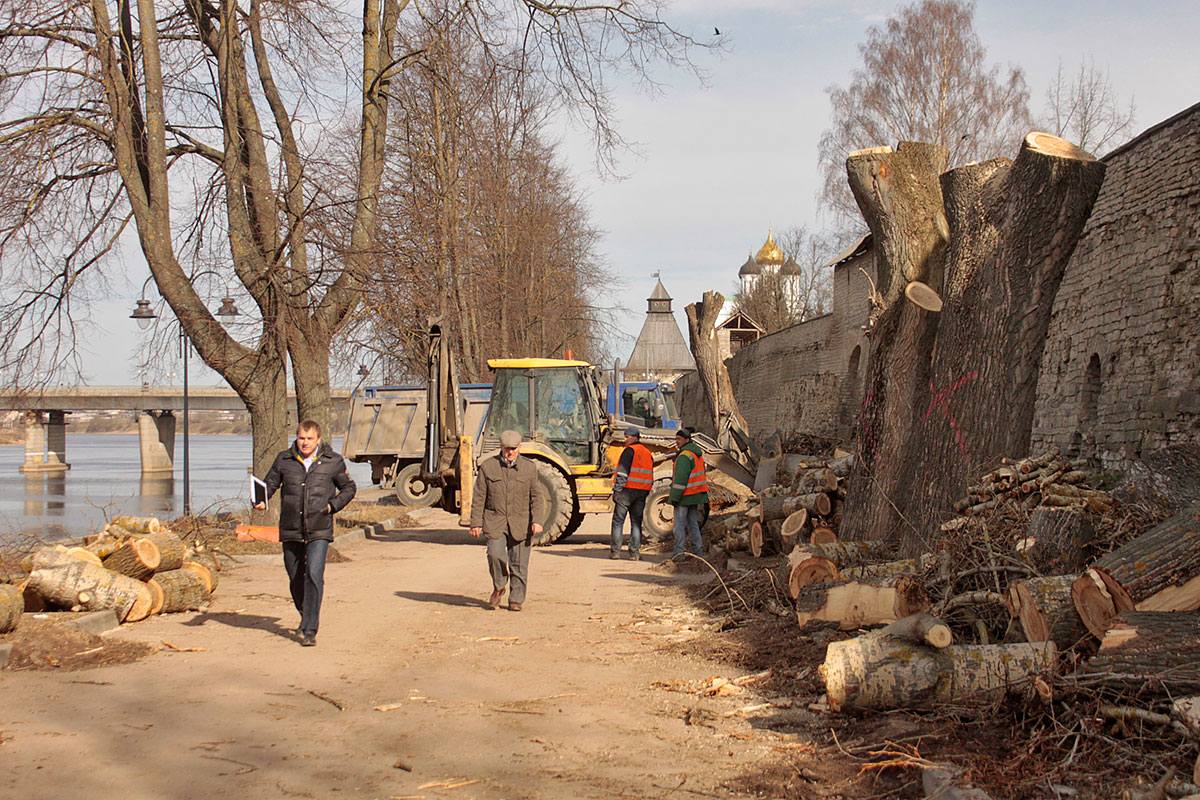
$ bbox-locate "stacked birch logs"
[951,447,1113,516]
[18,516,217,623]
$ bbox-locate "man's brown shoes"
[487,589,505,610]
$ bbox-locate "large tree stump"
[1007,575,1090,650]
[1016,507,1096,574]
[1070,567,1136,639]
[143,532,187,572]
[796,575,930,630]
[821,630,1057,711]
[102,538,162,581]
[0,583,23,633]
[29,559,154,622]
[149,569,209,613]
[1091,503,1200,611]
[841,134,1106,556]
[1070,612,1200,698]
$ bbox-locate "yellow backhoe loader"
[421,324,757,545]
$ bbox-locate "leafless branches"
[817,0,1032,229]
[1042,58,1136,155]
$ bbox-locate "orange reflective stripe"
[625,444,655,491]
[683,451,707,496]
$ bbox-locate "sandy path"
[1,511,782,799]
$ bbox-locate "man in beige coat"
[468,430,544,611]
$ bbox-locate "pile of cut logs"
[795,450,1200,726]
[0,516,219,634]
[711,451,853,557]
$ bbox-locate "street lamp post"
[131,281,240,516]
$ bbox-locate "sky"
[82,0,1200,386]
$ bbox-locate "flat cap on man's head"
[624,426,640,438]
[676,426,694,441]
[499,430,523,448]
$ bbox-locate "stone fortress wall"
[679,102,1200,467]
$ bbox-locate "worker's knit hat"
[624,426,640,438]
[676,426,694,441]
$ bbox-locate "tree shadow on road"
[181,611,295,640]
[394,590,491,609]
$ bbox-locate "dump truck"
[421,323,757,545]
[341,383,492,508]
[343,378,678,507]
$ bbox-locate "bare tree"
[0,0,711,475]
[1042,58,1136,154]
[817,0,1032,228]
[349,8,613,383]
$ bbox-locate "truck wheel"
[394,463,442,508]
[643,478,709,543]
[531,461,572,546]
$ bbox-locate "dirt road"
[1,511,806,799]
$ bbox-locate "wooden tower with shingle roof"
[625,278,695,381]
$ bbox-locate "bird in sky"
[714,27,721,35]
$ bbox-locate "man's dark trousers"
[283,538,330,635]
[486,533,532,604]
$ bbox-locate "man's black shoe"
[300,633,316,647]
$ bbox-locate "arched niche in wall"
[837,344,864,437]
[1072,352,1102,460]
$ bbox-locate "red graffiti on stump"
[922,370,979,462]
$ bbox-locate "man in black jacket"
[255,420,356,646]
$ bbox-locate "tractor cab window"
[660,385,678,421]
[485,370,531,440]
[622,387,661,427]
[534,368,590,463]
[484,367,591,464]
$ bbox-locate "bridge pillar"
[138,411,176,475]
[18,410,70,473]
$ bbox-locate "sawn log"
[1091,503,1200,611]
[821,630,1057,711]
[796,575,930,630]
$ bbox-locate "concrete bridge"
[0,385,352,475]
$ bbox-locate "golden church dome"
[754,229,785,266]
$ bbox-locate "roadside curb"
[61,609,121,636]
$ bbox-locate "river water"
[0,433,372,545]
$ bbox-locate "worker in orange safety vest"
[610,426,655,560]
[668,426,708,561]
